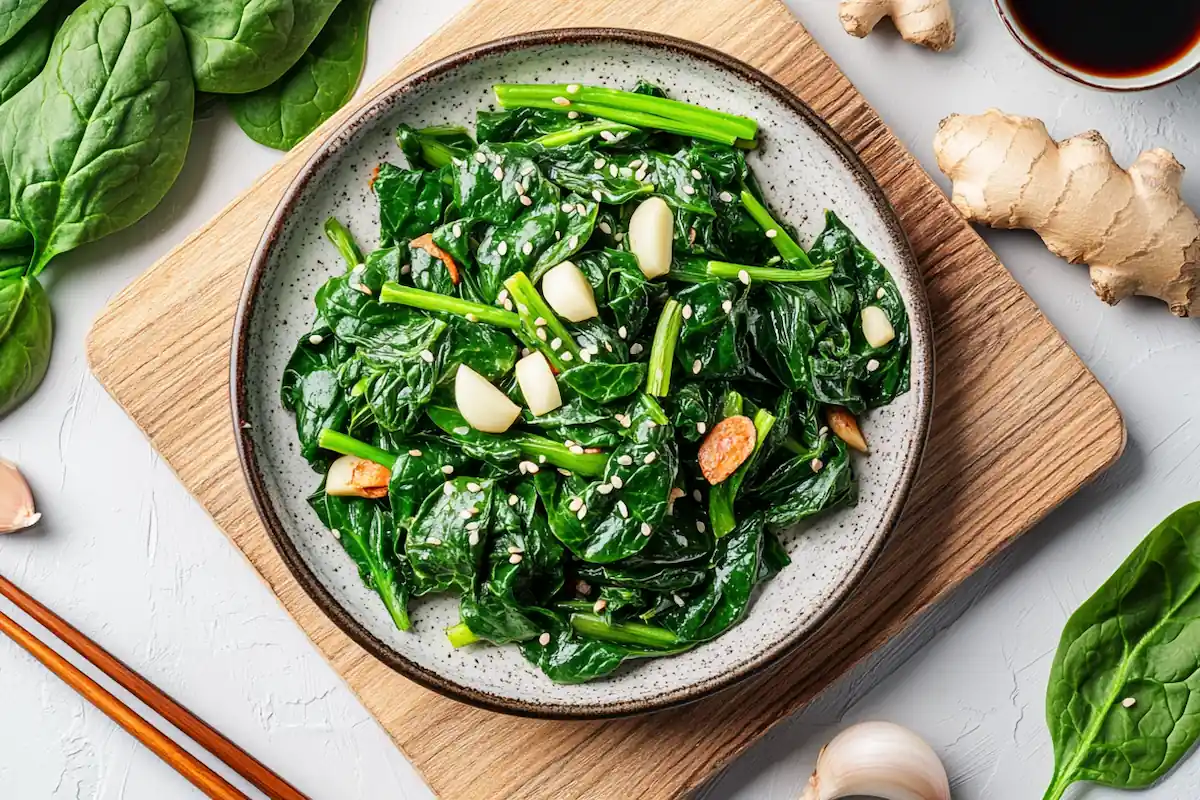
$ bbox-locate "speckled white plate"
[233,29,933,719]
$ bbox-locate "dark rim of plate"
[231,27,935,720]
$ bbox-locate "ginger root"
[838,0,955,52]
[934,109,1200,317]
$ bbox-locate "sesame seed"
[697,422,707,434]
[466,521,479,531]
[408,449,423,457]
[514,181,525,195]
[497,241,508,256]
[576,504,588,520]
[534,316,547,326]
[577,580,591,595]
[536,327,547,341]
[673,594,684,607]
[597,483,613,495]
[558,468,572,476]
[331,528,341,539]
[594,158,606,170]
[354,283,373,295]
[617,326,627,339]
[644,452,657,464]
[604,342,613,352]
[591,189,603,202]
[569,235,579,248]
[493,166,504,180]
[1122,697,1136,708]
[467,482,481,492]
[562,202,574,213]
[877,287,887,299]
[617,455,633,466]
[600,130,617,143]
[692,359,702,374]
[615,232,625,242]
[580,349,592,363]
[593,599,608,613]
[498,289,509,303]
[539,632,552,646]
[719,191,734,202]
[527,462,540,474]
[468,506,479,516]
[308,334,324,345]
[568,111,579,119]
[522,241,533,255]
[722,300,733,313]
[696,521,706,533]
[617,415,631,429]
[611,476,624,489]
[521,347,531,357]
[426,537,442,545]
[564,439,576,448]
[400,264,411,276]
[635,167,648,182]
[569,497,583,512]
[629,159,643,169]
[569,445,585,455]
[738,269,751,285]
[617,500,629,518]
[693,489,702,502]
[520,195,533,207]
[576,203,587,215]
[468,531,480,546]
[609,164,618,177]
[454,426,469,435]
[507,545,523,554]
[641,522,652,537]
[561,352,573,362]
[551,337,562,350]
[669,487,686,502]
[629,343,643,356]
[691,169,703,180]
[811,458,824,472]
[474,151,487,163]
[867,359,881,373]
[599,221,612,234]
[459,510,472,519]
[509,553,524,564]
[504,299,514,310]
[538,455,546,463]
[517,303,529,315]
[819,426,830,436]
[441,464,454,475]
[620,167,633,178]
[552,96,571,106]
[508,494,519,506]
[420,349,434,363]
[466,313,478,323]
[682,304,693,319]
[683,185,696,195]
[766,229,778,239]
[443,482,455,496]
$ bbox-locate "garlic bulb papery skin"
[0,459,40,533]
[800,721,951,800]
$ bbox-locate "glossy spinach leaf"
[397,123,474,171]
[2,0,194,276]
[675,280,748,379]
[0,0,51,47]
[375,163,445,247]
[559,361,646,404]
[452,142,555,225]
[574,248,653,340]
[310,490,410,631]
[425,404,522,469]
[1044,503,1200,800]
[755,438,856,530]
[281,328,350,465]
[406,477,493,595]
[520,396,624,449]
[519,611,630,684]
[442,317,518,382]
[387,436,471,533]
[230,0,373,151]
[477,106,583,143]
[165,0,340,94]
[0,274,51,415]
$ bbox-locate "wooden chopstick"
[0,573,307,800]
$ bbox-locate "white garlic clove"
[515,351,562,416]
[0,459,40,533]
[326,455,391,499]
[541,261,598,322]
[628,196,674,278]
[862,305,896,348]
[455,364,521,433]
[801,721,950,800]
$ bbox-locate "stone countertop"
[2,2,1199,797]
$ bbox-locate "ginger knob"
[838,0,956,52]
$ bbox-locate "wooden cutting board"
[86,0,1125,797]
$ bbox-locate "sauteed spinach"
[282,83,912,683]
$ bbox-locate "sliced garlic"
[862,305,896,348]
[326,455,391,499]
[628,196,674,278]
[0,460,39,533]
[515,352,562,416]
[455,364,521,433]
[541,261,599,322]
[801,721,950,800]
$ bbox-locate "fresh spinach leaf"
[375,163,445,247]
[0,274,51,415]
[0,0,61,104]
[559,361,646,404]
[0,0,51,47]
[675,280,748,379]
[1044,503,1200,800]
[387,436,470,534]
[2,0,194,276]
[230,0,373,151]
[406,477,493,595]
[281,328,350,466]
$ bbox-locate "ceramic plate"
[233,29,934,719]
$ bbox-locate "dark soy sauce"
[1007,0,1200,79]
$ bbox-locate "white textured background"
[2,1,1199,797]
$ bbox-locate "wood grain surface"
[85,0,1126,797]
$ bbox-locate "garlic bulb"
[801,721,950,800]
[0,459,40,533]
[628,196,674,278]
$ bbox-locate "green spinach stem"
[317,429,397,468]
[568,613,681,650]
[706,260,832,282]
[380,282,522,330]
[503,271,582,370]
[739,190,816,270]
[511,432,608,476]
[531,120,639,148]
[646,299,683,397]
[710,408,776,538]
[324,217,364,269]
[446,622,479,648]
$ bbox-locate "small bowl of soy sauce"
[995,0,1200,91]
